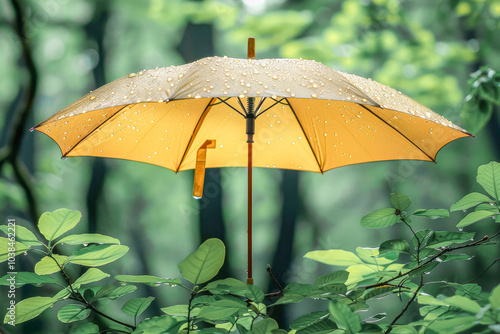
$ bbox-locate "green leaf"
[69,323,99,334]
[361,208,398,229]
[356,247,396,265]
[412,209,449,219]
[178,238,225,285]
[389,325,418,333]
[295,318,340,334]
[245,284,265,303]
[456,210,495,228]
[411,229,434,249]
[364,287,396,301]
[271,294,305,306]
[426,231,475,248]
[0,272,58,287]
[461,93,493,134]
[74,268,110,285]
[54,233,120,246]
[122,297,155,318]
[68,244,129,266]
[391,193,411,211]
[34,255,67,275]
[315,270,349,288]
[38,209,82,243]
[0,224,41,246]
[489,284,500,310]
[475,203,498,213]
[161,305,190,316]
[304,249,362,266]
[329,301,362,334]
[444,295,481,313]
[197,305,240,321]
[134,315,182,334]
[450,192,494,211]
[95,284,137,300]
[290,311,329,330]
[114,274,181,286]
[427,316,478,333]
[57,304,91,323]
[477,162,500,201]
[252,318,279,334]
[284,283,315,296]
[204,278,247,295]
[0,237,30,263]
[3,296,57,325]
[379,239,410,254]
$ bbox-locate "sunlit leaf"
[74,268,109,285]
[450,192,494,211]
[444,295,481,313]
[329,300,362,334]
[304,249,362,266]
[0,225,42,246]
[356,247,396,265]
[161,304,191,316]
[122,297,155,317]
[456,210,495,228]
[361,208,398,229]
[0,237,30,263]
[38,209,82,243]
[34,255,67,275]
[57,304,90,323]
[477,162,500,201]
[54,233,119,246]
[178,238,225,285]
[68,244,129,266]
[3,297,57,325]
[391,193,411,211]
[489,284,500,310]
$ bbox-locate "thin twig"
[465,257,500,284]
[385,276,424,334]
[363,230,500,290]
[267,265,284,292]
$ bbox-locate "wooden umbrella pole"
[246,37,255,285]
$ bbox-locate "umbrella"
[33,38,472,284]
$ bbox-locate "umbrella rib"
[286,99,324,173]
[359,104,435,162]
[237,97,248,115]
[217,98,246,118]
[256,98,286,118]
[176,98,216,172]
[62,105,129,157]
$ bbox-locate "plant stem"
[363,230,500,289]
[51,255,135,329]
[385,275,424,334]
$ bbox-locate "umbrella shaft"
[247,141,253,285]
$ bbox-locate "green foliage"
[461,67,500,133]
[2,163,500,333]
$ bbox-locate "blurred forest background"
[1,0,500,333]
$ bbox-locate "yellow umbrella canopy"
[34,39,472,284]
[34,56,470,173]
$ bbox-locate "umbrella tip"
[247,37,255,60]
